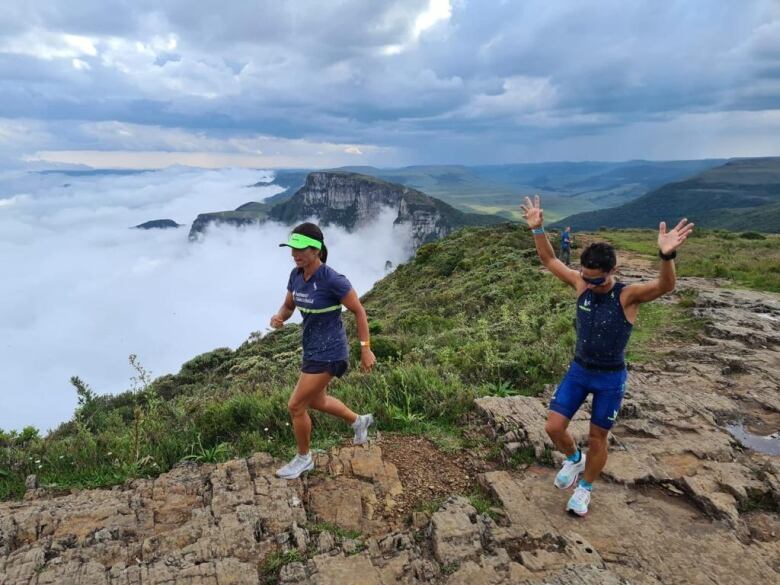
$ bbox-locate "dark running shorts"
[549,360,627,430]
[301,360,349,378]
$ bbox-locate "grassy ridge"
[0,225,711,500]
[1,225,578,499]
[600,229,780,293]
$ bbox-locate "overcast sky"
[1,0,779,169]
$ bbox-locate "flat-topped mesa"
[134,219,182,230]
[270,172,406,229]
[269,171,498,249]
[188,202,272,240]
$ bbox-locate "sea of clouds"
[0,167,411,432]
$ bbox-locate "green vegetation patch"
[1,224,695,499]
[599,228,780,293]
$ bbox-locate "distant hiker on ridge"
[271,222,376,479]
[521,195,693,516]
[560,226,573,266]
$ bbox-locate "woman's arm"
[270,291,296,328]
[341,289,376,372]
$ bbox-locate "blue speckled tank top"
[574,282,633,371]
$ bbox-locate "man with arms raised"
[521,195,693,516]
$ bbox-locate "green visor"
[279,232,323,250]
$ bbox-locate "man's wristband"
[658,249,677,261]
[360,340,371,348]
[531,227,545,235]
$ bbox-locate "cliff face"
[270,171,498,248]
[396,196,449,246]
[188,203,271,240]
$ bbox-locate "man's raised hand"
[658,218,695,254]
[521,194,543,229]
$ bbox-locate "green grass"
[467,486,503,521]
[626,301,704,363]
[507,446,554,468]
[738,491,780,514]
[261,550,304,583]
[599,228,780,293]
[1,224,714,499]
[460,204,526,221]
[415,497,446,515]
[310,522,362,540]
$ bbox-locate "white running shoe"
[352,414,374,445]
[566,486,591,516]
[275,453,314,479]
[554,452,586,489]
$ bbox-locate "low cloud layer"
[0,168,411,432]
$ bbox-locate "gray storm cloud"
[0,168,411,432]
[0,0,779,166]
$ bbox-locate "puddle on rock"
[726,422,780,456]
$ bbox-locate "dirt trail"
[1,249,778,584]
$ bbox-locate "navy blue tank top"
[574,282,633,371]
[287,264,352,362]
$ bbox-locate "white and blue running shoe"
[554,451,586,489]
[566,485,591,516]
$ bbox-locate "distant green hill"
[554,158,780,232]
[703,200,780,232]
[189,202,273,240]
[328,160,723,222]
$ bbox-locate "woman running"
[271,222,376,479]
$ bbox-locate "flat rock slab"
[429,497,483,565]
[308,476,380,533]
[308,444,408,535]
[479,469,780,585]
[518,565,632,585]
[310,552,383,585]
[474,395,591,462]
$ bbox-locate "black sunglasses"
[580,271,608,286]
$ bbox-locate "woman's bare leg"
[287,372,332,455]
[309,391,358,424]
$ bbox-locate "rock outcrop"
[133,219,182,230]
[188,202,272,240]
[187,172,499,248]
[2,435,779,584]
[269,172,498,249]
